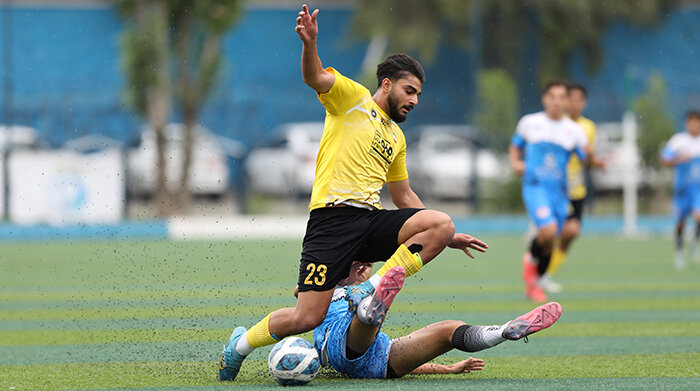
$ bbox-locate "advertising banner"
[8,149,126,225]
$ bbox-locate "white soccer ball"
[268,337,320,386]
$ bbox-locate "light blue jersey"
[661,132,700,220]
[511,112,588,229]
[511,111,588,189]
[313,287,392,379]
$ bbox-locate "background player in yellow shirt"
[541,83,604,293]
[218,4,488,382]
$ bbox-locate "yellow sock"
[376,244,423,278]
[547,247,567,275]
[245,314,280,348]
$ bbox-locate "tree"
[473,68,518,150]
[352,0,677,86]
[119,0,242,215]
[120,0,172,214]
[634,72,676,168]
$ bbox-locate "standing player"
[509,80,588,302]
[310,262,561,379]
[541,83,604,293]
[660,110,700,271]
[218,4,488,381]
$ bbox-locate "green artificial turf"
[1,235,700,390]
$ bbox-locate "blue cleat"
[344,280,375,313]
[219,326,247,381]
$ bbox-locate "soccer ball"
[268,337,320,386]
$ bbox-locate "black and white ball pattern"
[268,337,320,386]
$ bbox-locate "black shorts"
[567,198,585,222]
[297,206,423,292]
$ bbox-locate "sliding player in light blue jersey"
[509,80,588,302]
[308,262,561,379]
[661,110,700,271]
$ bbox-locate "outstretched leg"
[219,289,334,381]
[387,302,562,377]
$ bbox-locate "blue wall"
[0,7,139,146]
[0,4,699,151]
[568,6,700,125]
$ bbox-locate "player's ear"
[381,78,392,94]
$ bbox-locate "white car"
[245,122,323,196]
[127,123,242,196]
[406,125,510,200]
[0,125,44,150]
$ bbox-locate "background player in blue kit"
[661,110,700,270]
[509,80,588,302]
[308,262,562,379]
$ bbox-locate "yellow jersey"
[308,68,409,211]
[567,116,596,200]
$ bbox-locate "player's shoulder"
[668,131,689,144]
[562,115,580,127]
[562,116,585,135]
[516,111,545,131]
[577,116,596,128]
[327,67,370,94]
[520,111,546,123]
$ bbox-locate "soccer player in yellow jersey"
[218,4,488,382]
[540,83,604,293]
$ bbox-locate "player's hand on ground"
[295,4,319,43]
[446,357,485,374]
[448,233,488,258]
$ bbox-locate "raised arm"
[295,4,334,94]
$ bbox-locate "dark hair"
[542,79,569,95]
[376,53,425,88]
[686,110,700,120]
[567,82,588,97]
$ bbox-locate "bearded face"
[387,90,407,123]
[383,75,421,123]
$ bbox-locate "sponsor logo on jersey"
[544,153,557,169]
[370,130,394,165]
[536,206,551,220]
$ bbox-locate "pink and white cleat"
[503,302,562,341]
[358,266,405,326]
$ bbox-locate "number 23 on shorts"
[304,263,327,286]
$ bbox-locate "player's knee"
[568,223,581,239]
[300,318,324,332]
[439,320,466,342]
[429,211,455,245]
[291,309,325,332]
[538,225,557,245]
